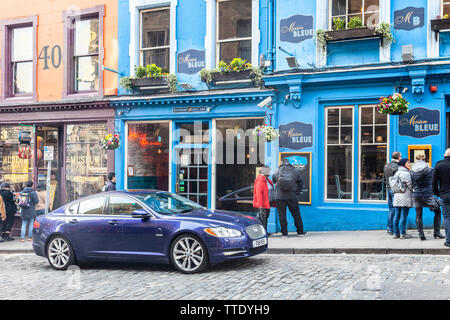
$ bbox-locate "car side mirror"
[132,209,150,219]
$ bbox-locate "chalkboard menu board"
[279,152,311,205]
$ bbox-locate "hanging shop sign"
[279,122,313,150]
[280,15,314,43]
[177,49,206,75]
[279,152,311,205]
[394,7,424,31]
[399,108,440,138]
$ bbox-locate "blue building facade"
[113,0,450,232]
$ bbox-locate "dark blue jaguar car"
[32,190,268,273]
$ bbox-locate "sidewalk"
[0,230,449,255]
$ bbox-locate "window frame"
[63,5,104,99]
[139,7,171,72]
[357,104,389,203]
[328,0,380,30]
[215,0,253,64]
[324,106,355,202]
[0,15,37,102]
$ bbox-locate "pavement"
[1,229,449,255]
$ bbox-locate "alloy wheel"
[47,237,73,270]
[172,236,206,273]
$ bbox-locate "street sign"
[44,146,54,161]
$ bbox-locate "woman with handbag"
[390,158,413,239]
[253,166,274,235]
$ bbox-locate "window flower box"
[130,77,168,92]
[209,69,254,83]
[325,27,380,42]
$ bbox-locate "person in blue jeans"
[392,159,413,239]
[19,181,39,242]
[383,151,401,234]
[432,148,450,248]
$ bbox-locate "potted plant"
[252,124,279,143]
[100,134,120,150]
[200,58,263,87]
[119,64,178,94]
[376,93,409,115]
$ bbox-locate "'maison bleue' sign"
[398,107,440,138]
[279,122,313,150]
[177,49,205,75]
[280,15,314,43]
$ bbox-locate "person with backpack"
[272,159,306,238]
[19,181,39,242]
[253,166,275,235]
[432,148,450,248]
[410,154,445,241]
[103,172,116,192]
[389,158,413,239]
[0,182,17,242]
[382,151,401,235]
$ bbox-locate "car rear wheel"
[170,235,209,274]
[47,236,75,270]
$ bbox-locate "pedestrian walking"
[102,172,116,191]
[389,158,413,239]
[35,183,47,216]
[272,159,306,238]
[382,151,401,235]
[0,182,17,242]
[0,193,6,243]
[410,154,445,241]
[253,166,275,235]
[432,148,450,248]
[18,181,39,242]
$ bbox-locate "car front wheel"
[47,236,75,270]
[170,235,209,274]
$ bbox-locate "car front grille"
[245,224,266,240]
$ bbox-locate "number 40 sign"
[39,45,62,70]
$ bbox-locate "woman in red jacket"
[253,166,274,234]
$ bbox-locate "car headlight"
[204,227,242,238]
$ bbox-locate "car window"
[109,196,144,216]
[78,197,105,215]
[66,203,79,215]
[237,188,253,197]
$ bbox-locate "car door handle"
[156,227,164,237]
[69,219,78,224]
[108,220,119,226]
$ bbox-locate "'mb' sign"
[280,15,314,43]
[394,7,424,31]
[399,107,440,138]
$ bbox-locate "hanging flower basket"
[100,134,120,150]
[18,144,32,160]
[377,93,409,115]
[253,125,279,143]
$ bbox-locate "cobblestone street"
[1,253,450,300]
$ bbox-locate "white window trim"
[328,0,380,30]
[129,0,177,75]
[316,0,328,67]
[357,105,389,203]
[324,106,355,203]
[206,0,259,68]
[428,0,440,58]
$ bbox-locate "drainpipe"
[267,0,275,73]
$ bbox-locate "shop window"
[140,8,170,73]
[127,122,170,190]
[63,6,104,98]
[109,196,144,215]
[325,107,353,201]
[330,0,379,29]
[217,0,252,64]
[0,126,34,192]
[65,124,108,202]
[359,105,388,201]
[0,16,36,101]
[215,118,265,214]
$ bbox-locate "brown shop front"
[0,100,115,235]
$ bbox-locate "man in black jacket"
[272,159,306,238]
[0,182,17,241]
[382,151,401,235]
[432,149,450,247]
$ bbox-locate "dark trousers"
[441,203,450,244]
[257,208,270,232]
[1,211,15,235]
[415,207,442,235]
[276,199,303,236]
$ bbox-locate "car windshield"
[135,192,205,215]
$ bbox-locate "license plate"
[252,237,267,248]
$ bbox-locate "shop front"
[0,100,115,235]
[113,89,277,220]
